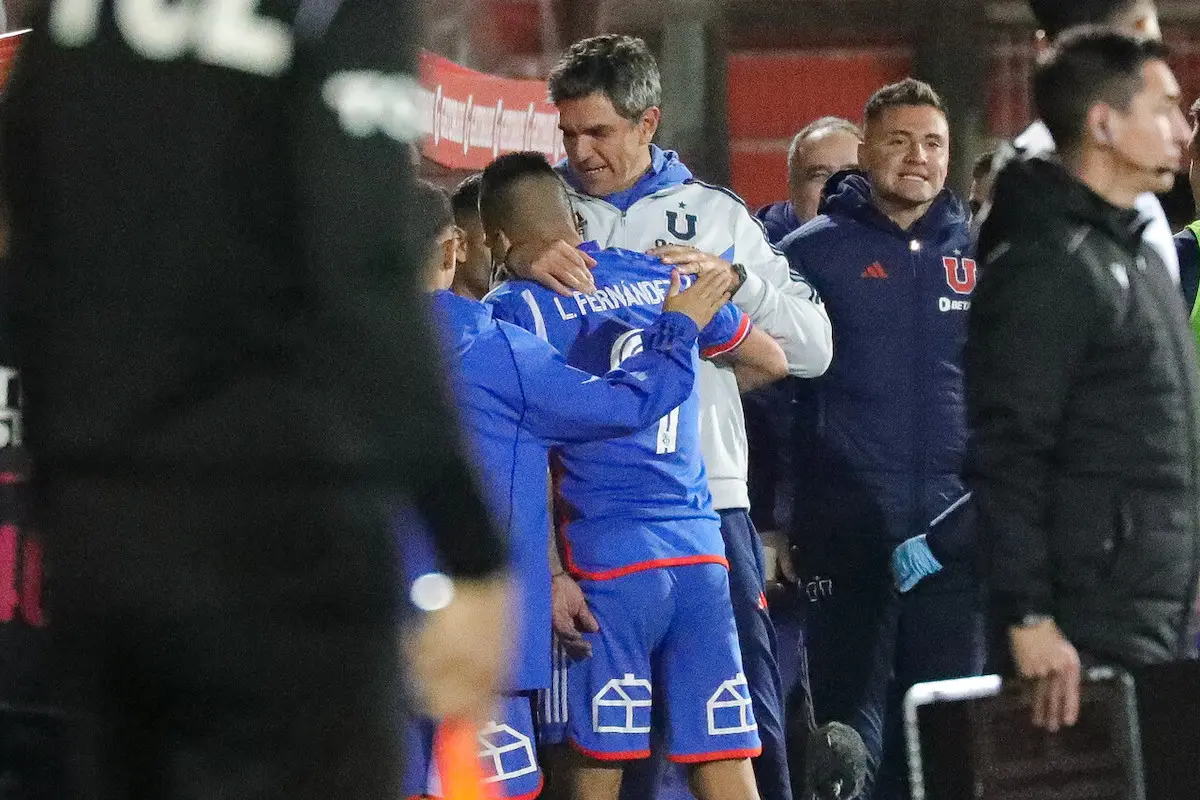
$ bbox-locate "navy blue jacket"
[1178,225,1199,315]
[754,200,803,246]
[781,172,975,589]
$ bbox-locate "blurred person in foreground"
[1,2,511,798]
[406,180,729,799]
[780,79,981,800]
[756,117,863,246]
[502,35,833,800]
[968,28,1198,732]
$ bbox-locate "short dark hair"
[450,173,482,228]
[1028,0,1146,39]
[1034,27,1169,152]
[478,152,564,236]
[863,78,947,128]
[972,149,999,180]
[548,34,661,121]
[413,179,453,246]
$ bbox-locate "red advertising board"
[418,52,562,171]
[0,29,30,94]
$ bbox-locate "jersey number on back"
[50,0,293,77]
[611,329,679,455]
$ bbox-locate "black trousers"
[38,474,403,800]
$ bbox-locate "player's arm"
[290,0,508,724]
[506,270,732,442]
[697,303,788,394]
[655,203,833,379]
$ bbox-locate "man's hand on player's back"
[407,574,514,726]
[507,239,597,296]
[662,268,734,330]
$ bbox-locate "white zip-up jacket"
[561,147,833,511]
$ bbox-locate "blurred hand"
[1009,619,1081,732]
[407,574,513,725]
[551,572,598,659]
[506,239,596,296]
[649,244,736,282]
[661,268,733,329]
[890,534,943,593]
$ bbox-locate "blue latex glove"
[891,534,943,593]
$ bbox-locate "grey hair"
[548,34,662,121]
[787,116,863,173]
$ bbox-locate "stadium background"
[0,0,1195,758]
[409,0,1200,224]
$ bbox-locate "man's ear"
[856,137,870,171]
[451,226,467,266]
[484,228,509,258]
[1087,103,1115,146]
[637,106,662,146]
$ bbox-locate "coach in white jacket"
[507,34,832,800]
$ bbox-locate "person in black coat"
[968,28,1198,733]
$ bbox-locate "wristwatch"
[729,262,748,295]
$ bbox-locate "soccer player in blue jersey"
[403,181,735,800]
[482,153,788,800]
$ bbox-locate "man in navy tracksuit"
[781,80,982,800]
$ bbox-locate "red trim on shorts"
[506,773,545,800]
[668,746,763,764]
[758,591,768,610]
[556,500,729,582]
[569,554,729,582]
[424,771,544,800]
[700,314,752,359]
[568,737,650,762]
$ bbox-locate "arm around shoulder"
[729,208,833,378]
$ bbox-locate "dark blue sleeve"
[698,302,751,358]
[1176,229,1200,314]
[924,492,976,563]
[502,312,700,444]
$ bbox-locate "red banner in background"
[0,30,30,94]
[418,52,563,171]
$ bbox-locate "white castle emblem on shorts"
[478,721,538,783]
[593,673,653,733]
[707,673,757,735]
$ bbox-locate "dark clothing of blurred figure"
[1,2,507,798]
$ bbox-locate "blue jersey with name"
[486,243,751,579]
[428,290,700,689]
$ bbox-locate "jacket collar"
[557,145,694,211]
[820,169,967,241]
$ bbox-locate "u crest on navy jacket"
[780,171,975,589]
